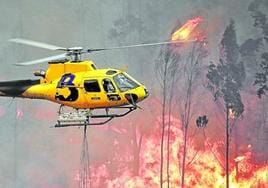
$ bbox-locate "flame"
[228,108,237,119]
[78,112,268,188]
[171,16,203,41]
[234,156,245,162]
[69,97,267,187]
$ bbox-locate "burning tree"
[155,42,181,188]
[239,0,268,164]
[176,39,208,188]
[171,17,207,188]
[155,16,207,188]
[206,19,245,188]
[100,107,267,187]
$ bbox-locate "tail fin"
[0,79,40,97]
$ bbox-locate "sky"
[0,0,266,187]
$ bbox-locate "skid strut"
[54,105,137,128]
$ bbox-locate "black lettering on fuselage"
[55,74,78,102]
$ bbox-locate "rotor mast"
[67,47,83,62]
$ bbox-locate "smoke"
[0,0,267,187]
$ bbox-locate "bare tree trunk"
[181,124,188,188]
[234,125,239,181]
[167,76,175,188]
[167,107,171,188]
[226,105,230,188]
[160,62,168,188]
[181,44,195,188]
[181,85,192,188]
[131,123,143,175]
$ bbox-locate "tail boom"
[0,79,40,97]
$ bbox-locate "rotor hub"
[68,47,83,51]
[66,47,84,62]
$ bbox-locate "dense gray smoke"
[0,0,267,187]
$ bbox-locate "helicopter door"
[102,78,121,102]
[83,79,104,107]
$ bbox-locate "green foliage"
[221,19,239,64]
[254,52,268,97]
[207,19,245,116]
[239,38,262,57]
[247,0,268,97]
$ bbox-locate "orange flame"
[228,108,237,119]
[234,156,245,162]
[72,100,268,187]
[171,16,203,41]
[85,114,268,187]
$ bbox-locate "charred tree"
[155,44,180,188]
[166,62,178,188]
[207,19,245,188]
[155,20,207,188]
[165,47,180,188]
[178,41,207,188]
[155,46,168,188]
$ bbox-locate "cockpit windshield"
[113,73,139,92]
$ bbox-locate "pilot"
[103,79,115,93]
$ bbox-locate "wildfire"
[228,108,237,119]
[234,156,245,162]
[171,16,203,41]
[76,113,268,188]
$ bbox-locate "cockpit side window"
[113,73,139,92]
[102,78,115,93]
[84,80,101,92]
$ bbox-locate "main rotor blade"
[14,53,67,66]
[9,38,65,51]
[88,40,196,52]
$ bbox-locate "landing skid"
[54,105,137,128]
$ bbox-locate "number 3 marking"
[55,74,79,101]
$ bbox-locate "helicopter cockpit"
[113,73,139,92]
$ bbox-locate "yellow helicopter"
[0,38,186,127]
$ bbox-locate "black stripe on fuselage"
[0,79,40,97]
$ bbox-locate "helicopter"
[0,38,190,127]
[0,17,203,127]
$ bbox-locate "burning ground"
[0,0,268,188]
[66,97,267,188]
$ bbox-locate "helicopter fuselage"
[0,61,148,109]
